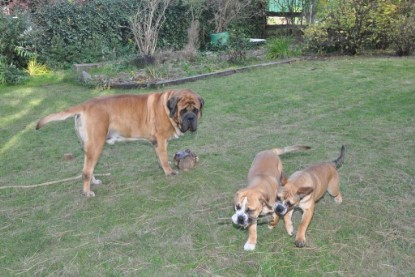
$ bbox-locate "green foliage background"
[303,0,415,55]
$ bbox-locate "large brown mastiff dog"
[232,145,310,251]
[36,89,204,197]
[274,145,345,247]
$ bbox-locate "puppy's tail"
[36,105,83,130]
[333,145,346,169]
[272,145,311,156]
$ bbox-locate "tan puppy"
[274,145,345,247]
[232,145,310,251]
[36,89,204,197]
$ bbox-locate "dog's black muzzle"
[180,112,198,133]
[274,202,288,216]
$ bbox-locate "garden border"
[108,58,303,89]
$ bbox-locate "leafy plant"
[0,11,36,84]
[26,58,49,76]
[0,11,36,68]
[266,37,301,59]
[304,0,383,55]
[0,63,29,84]
[226,35,252,64]
[32,0,137,68]
[388,2,415,56]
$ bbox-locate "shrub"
[27,58,49,76]
[32,0,137,68]
[158,1,191,50]
[0,10,36,84]
[226,35,252,64]
[388,2,415,56]
[304,0,387,55]
[0,62,29,85]
[266,37,301,59]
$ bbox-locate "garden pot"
[210,31,229,46]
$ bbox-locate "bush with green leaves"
[388,2,415,56]
[304,0,415,56]
[304,0,375,55]
[226,35,254,64]
[32,0,137,68]
[158,1,191,50]
[0,11,36,84]
[31,0,194,68]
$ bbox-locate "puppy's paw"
[244,242,256,251]
[286,226,294,236]
[83,190,95,197]
[295,239,306,248]
[334,194,342,204]
[165,170,178,176]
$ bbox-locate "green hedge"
[32,0,137,68]
[32,0,197,68]
[27,0,266,68]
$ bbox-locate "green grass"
[1,57,414,276]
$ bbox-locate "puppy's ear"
[279,172,288,186]
[260,194,273,210]
[234,191,242,205]
[167,96,180,118]
[297,187,314,199]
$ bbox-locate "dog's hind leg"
[82,140,105,197]
[328,173,342,204]
[80,118,107,197]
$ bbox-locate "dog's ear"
[279,172,288,186]
[167,96,180,118]
[234,191,242,205]
[198,96,204,115]
[260,194,273,210]
[297,187,314,199]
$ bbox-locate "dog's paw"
[91,177,102,186]
[286,226,294,236]
[334,195,342,204]
[295,239,306,248]
[244,243,256,251]
[165,169,178,176]
[83,191,95,197]
[268,224,275,230]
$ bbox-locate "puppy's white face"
[232,191,265,228]
[232,197,250,228]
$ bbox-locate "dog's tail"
[272,145,311,156]
[36,105,84,130]
[333,145,346,169]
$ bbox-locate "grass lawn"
[1,57,414,276]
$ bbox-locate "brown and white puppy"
[232,145,310,251]
[36,89,204,197]
[274,145,345,247]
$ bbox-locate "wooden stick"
[0,173,111,190]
